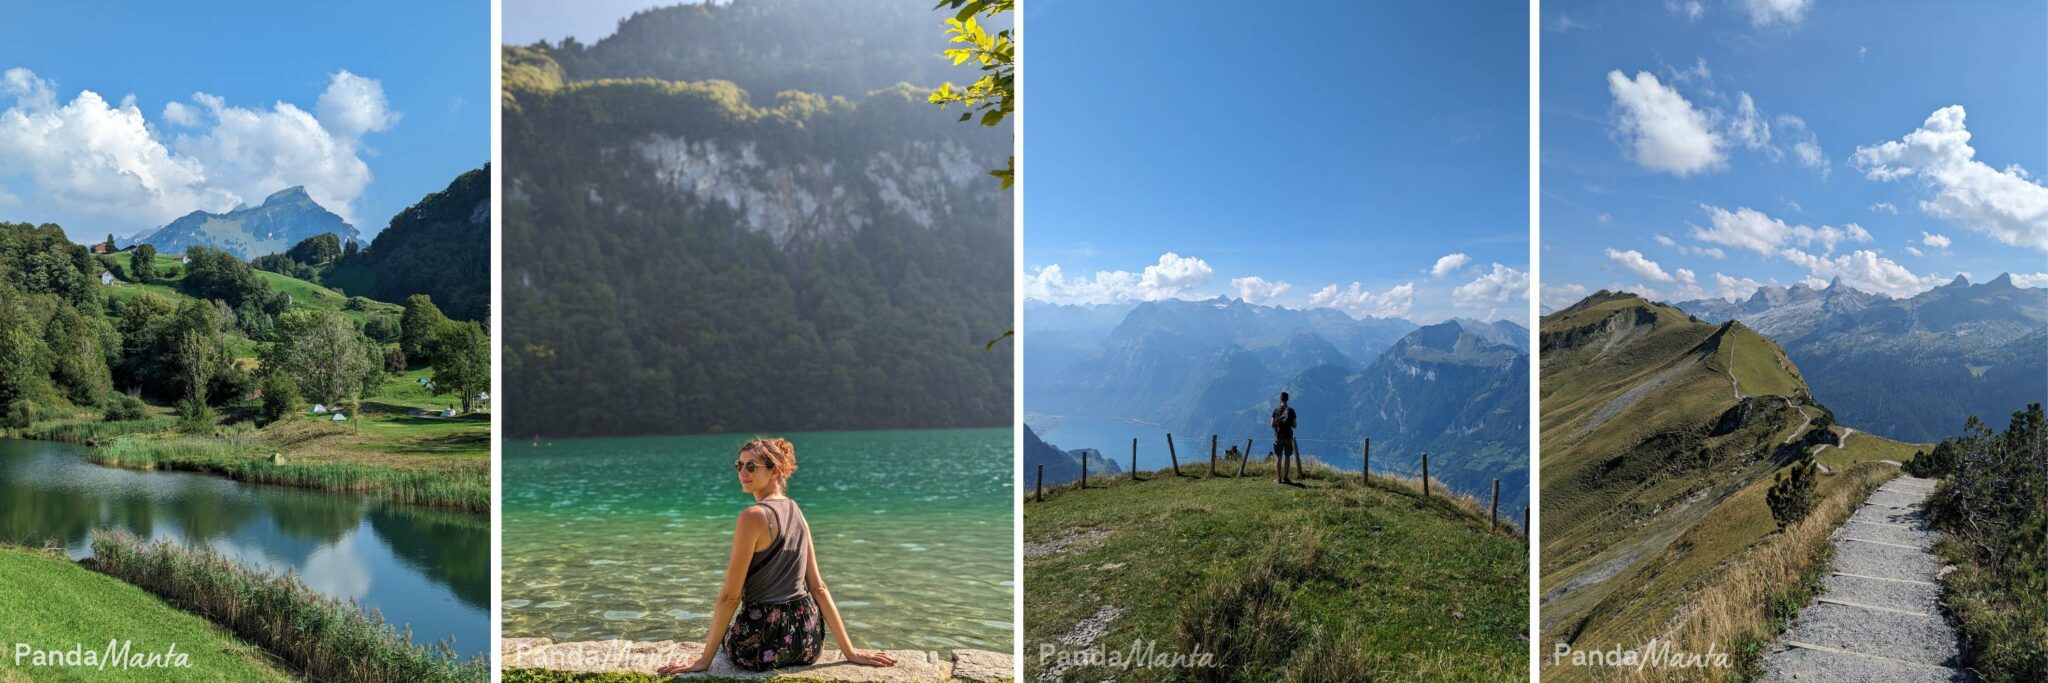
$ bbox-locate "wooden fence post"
[1523,507,1529,539]
[1167,433,1182,476]
[1422,452,1430,498]
[1491,478,1500,532]
[1035,464,1043,503]
[1294,436,1304,480]
[1080,449,1087,489]
[1210,434,1217,477]
[1236,438,1250,477]
[1362,437,1371,483]
[1131,438,1139,482]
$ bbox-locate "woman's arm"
[805,531,898,667]
[661,506,769,673]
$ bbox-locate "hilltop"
[1676,274,2047,443]
[1024,459,1527,681]
[1539,291,1926,680]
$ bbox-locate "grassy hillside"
[98,251,401,330]
[21,251,488,512]
[1024,458,1527,681]
[0,544,288,682]
[1538,292,1928,681]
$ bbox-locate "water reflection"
[0,439,489,657]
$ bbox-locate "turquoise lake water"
[502,428,1015,651]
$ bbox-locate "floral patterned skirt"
[722,593,824,671]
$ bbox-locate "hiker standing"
[1271,392,1298,484]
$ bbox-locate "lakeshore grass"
[88,530,486,683]
[11,416,179,445]
[89,435,488,513]
[1025,458,1527,681]
[0,543,288,682]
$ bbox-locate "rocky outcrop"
[502,638,1014,682]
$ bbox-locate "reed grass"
[90,437,488,513]
[88,529,486,683]
[11,416,178,444]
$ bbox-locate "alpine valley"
[1024,296,1531,512]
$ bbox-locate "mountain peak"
[263,186,314,206]
[1947,274,1971,287]
[1986,272,2016,288]
[1824,275,1844,290]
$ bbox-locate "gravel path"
[1759,476,1972,682]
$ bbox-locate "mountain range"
[126,186,360,260]
[1675,274,2047,443]
[1022,424,1122,488]
[1538,291,1926,656]
[1025,296,1530,511]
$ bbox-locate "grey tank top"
[742,497,810,604]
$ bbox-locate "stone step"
[1836,520,1935,548]
[1834,537,1940,583]
[1759,643,1968,682]
[1821,573,1942,615]
[1866,491,1928,509]
[500,638,1014,681]
[1780,602,1960,667]
[1849,506,1930,530]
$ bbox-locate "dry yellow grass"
[1605,462,1898,682]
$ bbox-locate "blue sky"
[0,1,489,242]
[504,0,679,46]
[1022,0,1531,324]
[1541,0,2048,310]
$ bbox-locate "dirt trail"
[1759,476,1971,682]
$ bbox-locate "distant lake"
[0,438,488,659]
[1030,415,1347,473]
[502,429,1014,651]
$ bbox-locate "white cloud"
[1776,114,1830,179]
[1024,252,1216,305]
[1852,106,2048,252]
[1905,246,1924,257]
[1655,234,1678,247]
[1711,272,1766,301]
[1869,202,1898,214]
[1429,252,1471,278]
[1729,93,1773,152]
[1689,245,1728,259]
[1607,70,1724,176]
[1230,276,1291,304]
[1779,247,1946,297]
[0,67,397,231]
[2012,273,2048,288]
[1742,0,1813,26]
[1547,15,1589,32]
[1542,283,1591,312]
[1690,205,1872,255]
[1605,247,1675,281]
[1921,232,1951,250]
[161,100,198,127]
[1452,263,1528,309]
[315,70,400,141]
[1666,0,1705,21]
[1308,281,1415,319]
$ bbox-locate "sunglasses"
[733,460,770,474]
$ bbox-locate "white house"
[98,271,115,285]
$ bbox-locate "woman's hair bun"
[741,437,796,478]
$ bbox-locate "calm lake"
[502,428,1015,651]
[0,438,489,659]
